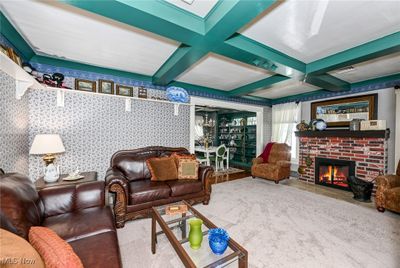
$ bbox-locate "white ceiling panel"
[176,53,275,91]
[164,0,218,18]
[250,81,320,99]
[329,52,400,83]
[240,0,400,63]
[1,0,180,76]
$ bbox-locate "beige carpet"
[214,167,244,176]
[117,178,400,268]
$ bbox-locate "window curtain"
[271,102,301,150]
[194,115,204,141]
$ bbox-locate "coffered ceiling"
[0,0,399,104]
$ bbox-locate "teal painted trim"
[271,89,327,104]
[228,74,289,96]
[30,55,154,82]
[307,31,400,74]
[351,73,400,89]
[224,34,306,73]
[305,74,350,92]
[152,45,208,85]
[0,12,35,60]
[60,0,204,44]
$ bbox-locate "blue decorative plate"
[166,86,190,103]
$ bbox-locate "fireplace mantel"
[295,130,389,139]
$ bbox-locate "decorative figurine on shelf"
[296,120,309,131]
[188,218,203,249]
[209,228,230,255]
[52,73,65,88]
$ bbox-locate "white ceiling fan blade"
[309,0,329,37]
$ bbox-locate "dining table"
[195,146,229,169]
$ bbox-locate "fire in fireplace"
[315,157,355,191]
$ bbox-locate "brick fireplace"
[296,130,389,193]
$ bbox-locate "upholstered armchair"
[375,160,400,213]
[251,143,291,183]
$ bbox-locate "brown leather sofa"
[0,172,122,268]
[251,143,291,183]
[375,160,400,213]
[105,146,214,228]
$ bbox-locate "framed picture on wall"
[311,94,378,128]
[116,85,133,97]
[75,79,96,92]
[98,80,114,94]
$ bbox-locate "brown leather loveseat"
[251,143,291,183]
[105,146,214,228]
[0,172,122,268]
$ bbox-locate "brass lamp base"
[43,154,56,166]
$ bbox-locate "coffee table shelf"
[151,201,248,268]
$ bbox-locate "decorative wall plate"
[166,86,190,103]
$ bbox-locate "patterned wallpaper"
[28,88,190,180]
[0,71,29,174]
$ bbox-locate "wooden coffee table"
[151,200,248,268]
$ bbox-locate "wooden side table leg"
[239,252,248,268]
[151,212,156,254]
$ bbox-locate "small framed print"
[116,85,133,97]
[7,47,17,62]
[14,54,22,67]
[98,79,114,94]
[75,79,96,92]
[138,86,147,99]
[0,45,8,56]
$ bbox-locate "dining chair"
[210,144,228,171]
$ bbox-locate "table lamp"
[30,134,65,183]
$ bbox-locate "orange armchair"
[375,160,400,213]
[251,143,291,184]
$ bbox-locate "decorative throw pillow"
[28,227,83,268]
[177,158,199,180]
[0,228,45,268]
[146,157,178,181]
[171,152,196,167]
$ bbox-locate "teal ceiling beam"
[59,0,204,44]
[152,0,278,85]
[305,74,350,92]
[152,45,208,85]
[0,11,35,60]
[307,31,400,74]
[228,74,290,96]
[350,73,400,89]
[169,81,230,97]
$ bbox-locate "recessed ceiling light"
[335,66,356,74]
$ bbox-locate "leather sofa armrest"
[376,175,400,190]
[198,165,213,194]
[252,157,263,165]
[39,181,105,218]
[276,160,291,168]
[105,167,129,228]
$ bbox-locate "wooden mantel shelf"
[295,130,390,140]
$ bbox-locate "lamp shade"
[30,134,65,155]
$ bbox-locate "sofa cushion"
[129,180,171,204]
[146,157,178,181]
[166,180,203,197]
[29,226,83,268]
[177,159,199,180]
[69,231,121,268]
[42,207,115,242]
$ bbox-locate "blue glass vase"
[208,228,229,255]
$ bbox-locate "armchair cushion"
[252,157,264,165]
[166,179,203,197]
[129,180,171,204]
[146,157,178,181]
[276,160,291,168]
[376,174,400,189]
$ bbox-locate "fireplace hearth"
[315,157,355,191]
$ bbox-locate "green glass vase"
[188,218,203,249]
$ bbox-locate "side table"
[34,171,98,190]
